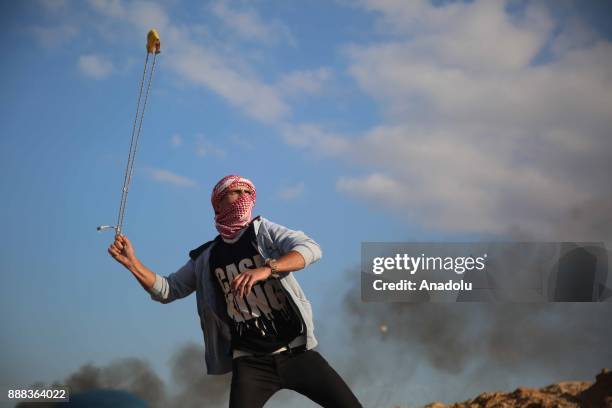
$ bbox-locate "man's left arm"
[232,219,322,297]
[270,250,306,273]
[263,218,323,271]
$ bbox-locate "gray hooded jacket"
[147,216,322,374]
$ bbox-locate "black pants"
[229,349,362,407]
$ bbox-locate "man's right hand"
[108,234,138,269]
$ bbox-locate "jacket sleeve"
[263,218,323,267]
[148,259,197,304]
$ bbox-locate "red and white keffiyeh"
[211,175,257,240]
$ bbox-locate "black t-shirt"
[209,220,304,354]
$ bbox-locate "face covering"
[210,175,257,240]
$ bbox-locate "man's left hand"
[231,267,272,298]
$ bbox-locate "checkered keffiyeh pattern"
[211,175,257,239]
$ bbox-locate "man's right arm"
[146,259,197,303]
[108,234,196,303]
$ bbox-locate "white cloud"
[277,182,305,200]
[87,0,126,19]
[336,173,401,206]
[277,123,350,156]
[88,0,169,32]
[229,135,254,150]
[195,135,226,159]
[330,0,612,237]
[277,68,332,97]
[144,167,197,188]
[86,0,290,123]
[78,54,115,79]
[29,24,78,49]
[171,44,289,123]
[357,0,552,71]
[210,0,295,46]
[335,124,584,234]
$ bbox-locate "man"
[108,174,362,407]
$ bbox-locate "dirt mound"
[422,368,611,408]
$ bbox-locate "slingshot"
[97,29,161,237]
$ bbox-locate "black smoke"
[21,342,231,408]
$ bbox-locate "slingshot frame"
[97,29,161,237]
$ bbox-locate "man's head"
[211,175,257,239]
[215,186,253,214]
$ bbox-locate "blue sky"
[1,1,612,407]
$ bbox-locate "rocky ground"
[420,368,611,408]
